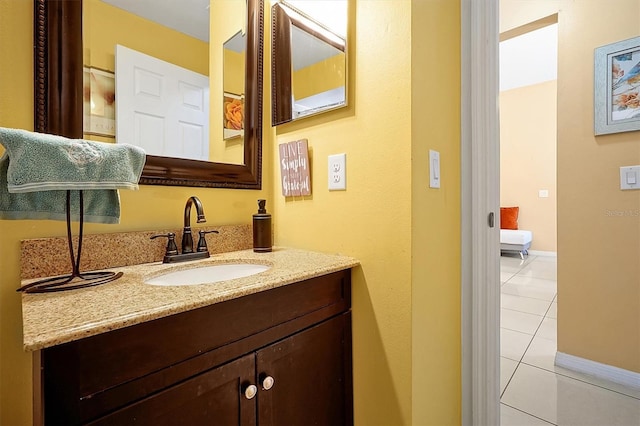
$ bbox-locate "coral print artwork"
[611,49,640,121]
[83,67,116,137]
[223,93,244,140]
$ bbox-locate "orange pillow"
[500,207,519,230]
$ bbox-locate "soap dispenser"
[253,199,272,252]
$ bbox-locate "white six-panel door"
[115,45,209,161]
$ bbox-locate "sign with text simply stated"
[279,139,311,196]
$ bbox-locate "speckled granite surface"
[20,224,252,279]
[21,248,359,351]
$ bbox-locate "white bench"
[500,229,532,259]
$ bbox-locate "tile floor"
[500,254,640,426]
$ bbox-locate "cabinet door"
[256,313,352,426]
[91,354,256,426]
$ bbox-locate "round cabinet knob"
[244,384,258,400]
[261,375,275,391]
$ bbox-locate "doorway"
[461,4,560,423]
[461,0,500,424]
[498,18,559,421]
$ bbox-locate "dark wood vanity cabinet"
[37,270,352,426]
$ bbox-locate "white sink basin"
[145,263,270,286]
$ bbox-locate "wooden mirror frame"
[34,0,264,189]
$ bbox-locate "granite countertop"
[21,248,359,351]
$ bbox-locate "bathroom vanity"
[22,248,358,425]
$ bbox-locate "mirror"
[33,0,264,189]
[272,0,347,126]
[223,30,246,145]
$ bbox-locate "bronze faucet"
[182,196,206,254]
[150,196,218,263]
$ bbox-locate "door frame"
[461,0,501,424]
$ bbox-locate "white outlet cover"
[328,153,346,191]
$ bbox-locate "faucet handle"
[151,233,179,256]
[197,230,219,252]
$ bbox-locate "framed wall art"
[223,92,244,140]
[595,36,640,135]
[83,67,116,137]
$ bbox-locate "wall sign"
[279,139,311,196]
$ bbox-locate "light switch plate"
[328,153,346,191]
[429,150,440,188]
[620,165,640,190]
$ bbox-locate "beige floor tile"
[502,294,553,316]
[518,262,557,281]
[501,328,534,362]
[501,403,554,426]
[536,317,556,341]
[502,364,640,425]
[502,276,557,301]
[546,302,557,319]
[522,335,640,401]
[501,357,520,395]
[502,308,544,335]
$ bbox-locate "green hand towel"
[0,128,146,224]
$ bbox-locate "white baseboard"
[528,250,557,257]
[555,351,640,390]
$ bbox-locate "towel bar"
[17,191,122,293]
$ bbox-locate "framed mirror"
[33,0,264,189]
[271,0,347,126]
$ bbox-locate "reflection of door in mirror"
[272,0,347,126]
[115,45,210,161]
[82,0,247,166]
[83,0,210,152]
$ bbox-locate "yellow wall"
[292,53,346,100]
[556,0,640,372]
[411,1,461,423]
[273,1,412,421]
[500,0,560,33]
[0,1,270,424]
[0,2,34,423]
[84,0,208,75]
[223,49,245,95]
[272,0,461,424]
[221,48,246,164]
[500,80,557,252]
[502,0,640,373]
[500,0,640,372]
[210,0,245,165]
[1,0,464,424]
